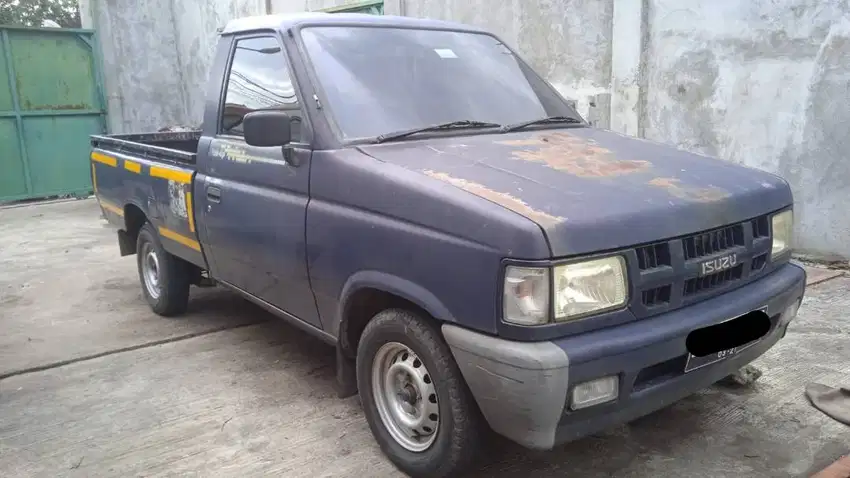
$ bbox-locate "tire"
[356,309,484,478]
[136,223,190,316]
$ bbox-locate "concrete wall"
[81,0,185,133]
[80,0,265,133]
[641,1,850,259]
[171,0,267,124]
[83,0,850,258]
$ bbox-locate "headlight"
[554,256,627,322]
[503,266,550,325]
[771,210,793,259]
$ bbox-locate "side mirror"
[243,110,292,147]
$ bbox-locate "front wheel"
[356,309,484,477]
[136,223,190,316]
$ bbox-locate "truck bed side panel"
[90,148,206,269]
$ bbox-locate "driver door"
[198,34,321,329]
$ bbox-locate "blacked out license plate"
[684,339,758,373]
[684,306,767,373]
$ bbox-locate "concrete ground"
[1,199,848,477]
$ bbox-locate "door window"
[220,36,302,141]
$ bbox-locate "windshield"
[300,26,580,140]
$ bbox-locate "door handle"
[207,186,221,203]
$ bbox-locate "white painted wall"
[82,0,850,258]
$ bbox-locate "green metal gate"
[0,26,107,202]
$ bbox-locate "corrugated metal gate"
[0,26,107,202]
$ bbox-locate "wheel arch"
[336,271,457,357]
[117,202,148,256]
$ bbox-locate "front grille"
[751,253,767,271]
[631,213,774,317]
[683,264,744,296]
[642,285,671,307]
[636,243,671,270]
[682,224,744,260]
[752,216,770,238]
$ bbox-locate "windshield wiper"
[499,115,583,133]
[375,120,502,144]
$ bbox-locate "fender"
[335,270,457,350]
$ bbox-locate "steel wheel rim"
[371,342,440,452]
[141,242,161,300]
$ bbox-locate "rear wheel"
[136,223,190,316]
[356,309,484,477]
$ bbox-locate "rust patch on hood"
[648,177,729,202]
[498,132,650,177]
[423,170,564,226]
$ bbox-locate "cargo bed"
[90,131,200,166]
[89,130,203,268]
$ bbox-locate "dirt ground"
[1,199,848,477]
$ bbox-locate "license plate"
[684,307,766,373]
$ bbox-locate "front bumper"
[442,263,806,450]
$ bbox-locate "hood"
[356,127,792,257]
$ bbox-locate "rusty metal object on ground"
[719,364,763,387]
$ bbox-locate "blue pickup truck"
[91,12,806,478]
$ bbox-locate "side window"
[220,36,302,141]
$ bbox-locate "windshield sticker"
[434,48,458,59]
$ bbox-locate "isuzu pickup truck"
[90,12,806,478]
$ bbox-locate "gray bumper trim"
[441,324,570,450]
